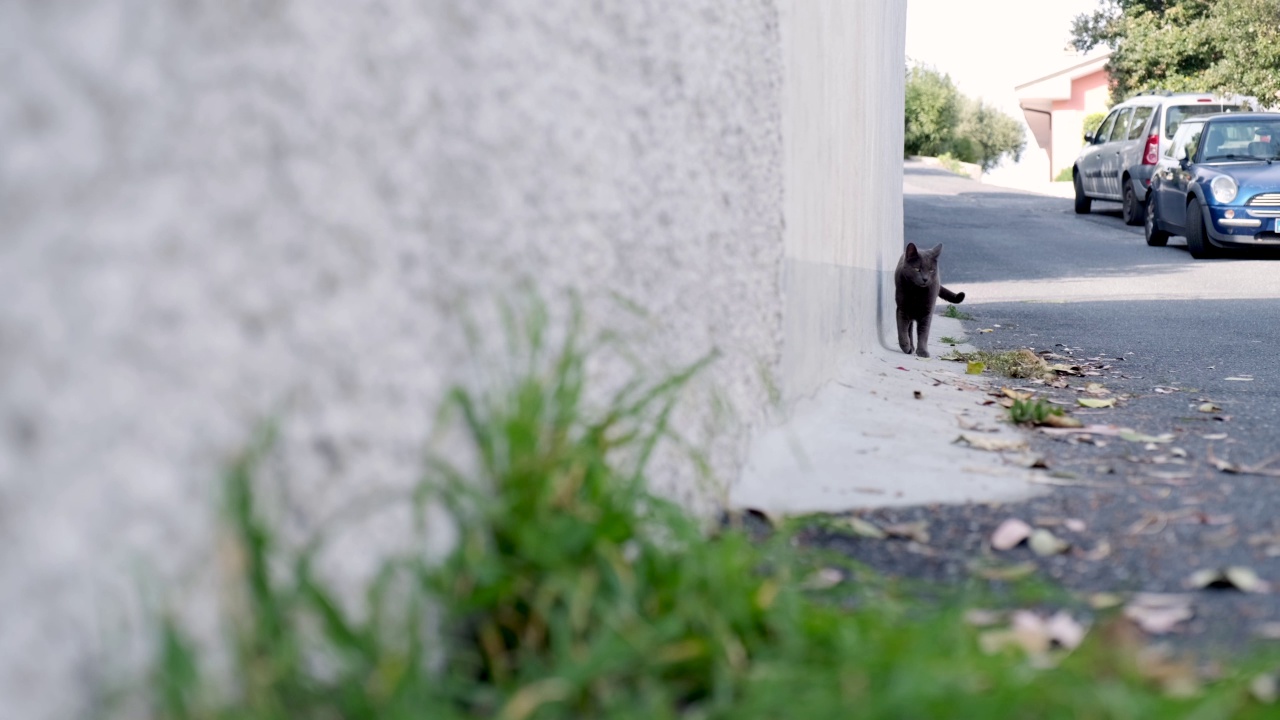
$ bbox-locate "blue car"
[1146,112,1280,258]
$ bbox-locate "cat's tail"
[939,286,965,304]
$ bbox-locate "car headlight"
[1211,175,1238,203]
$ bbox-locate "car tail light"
[1143,133,1160,164]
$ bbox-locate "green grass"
[1009,397,1063,425]
[149,302,1280,719]
[942,304,973,320]
[937,152,969,177]
[1054,166,1074,182]
[939,335,961,345]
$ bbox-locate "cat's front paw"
[916,348,930,358]
[899,340,914,354]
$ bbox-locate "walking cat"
[895,242,964,358]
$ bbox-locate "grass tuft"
[149,302,1280,719]
[1008,398,1063,425]
[942,305,973,320]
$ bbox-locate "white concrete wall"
[780,1,906,392]
[0,1,904,716]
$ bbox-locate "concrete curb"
[732,314,1043,514]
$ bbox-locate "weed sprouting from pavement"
[943,304,973,320]
[1008,398,1063,426]
[939,336,961,345]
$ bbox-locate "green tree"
[904,65,1027,172]
[904,65,962,157]
[954,99,1026,171]
[1072,0,1280,102]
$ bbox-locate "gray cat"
[895,242,964,358]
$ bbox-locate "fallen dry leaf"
[1198,402,1221,413]
[1225,376,1254,382]
[991,518,1033,550]
[1118,429,1175,443]
[1207,447,1280,478]
[1088,592,1125,609]
[972,561,1038,581]
[1185,566,1270,593]
[1029,528,1070,556]
[1001,387,1034,401]
[1078,397,1117,409]
[801,568,843,590]
[1124,594,1194,634]
[966,361,986,375]
[1082,382,1110,396]
[1044,611,1087,650]
[883,520,930,544]
[963,609,1004,627]
[1041,414,1084,429]
[845,517,887,539]
[956,434,1027,452]
[979,610,1088,660]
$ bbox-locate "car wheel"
[1144,197,1169,247]
[1073,171,1091,214]
[1185,196,1219,259]
[1122,182,1145,226]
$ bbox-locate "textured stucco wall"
[0,1,903,716]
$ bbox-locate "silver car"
[1073,92,1252,225]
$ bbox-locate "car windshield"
[1198,119,1280,162]
[1164,103,1238,139]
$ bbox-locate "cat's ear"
[931,243,943,256]
[904,243,919,260]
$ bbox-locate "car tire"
[1122,182,1145,226]
[1185,196,1219,259]
[1144,197,1169,247]
[1073,171,1091,214]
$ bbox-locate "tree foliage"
[1071,0,1280,103]
[904,65,1026,172]
[904,65,962,158]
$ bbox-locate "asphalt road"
[809,162,1280,655]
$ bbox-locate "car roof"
[1119,93,1249,108]
[1189,112,1280,123]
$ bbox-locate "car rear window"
[1164,104,1231,139]
[1127,106,1154,140]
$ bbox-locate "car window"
[1166,121,1203,161]
[1164,104,1229,139]
[1095,110,1121,144]
[1110,108,1134,143]
[1128,106,1154,140]
[1200,119,1280,161]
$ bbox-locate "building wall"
[1051,68,1111,178]
[0,1,904,716]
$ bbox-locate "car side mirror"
[1174,145,1187,162]
[1084,131,1094,144]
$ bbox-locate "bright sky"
[906,0,1102,182]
